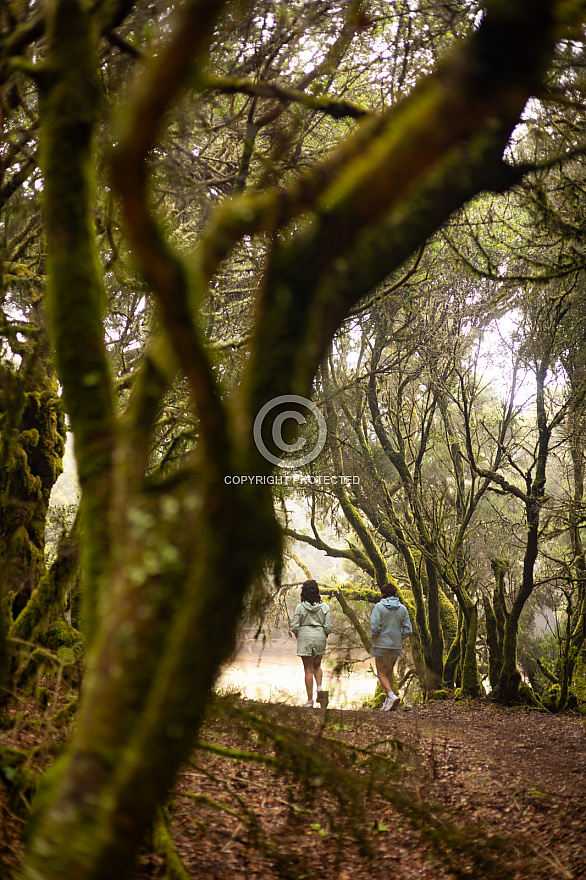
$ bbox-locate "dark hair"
[301,579,321,605]
[380,582,398,598]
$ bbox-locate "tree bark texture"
[0,327,65,619]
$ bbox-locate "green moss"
[361,690,386,710]
[20,429,40,449]
[443,610,461,689]
[322,585,380,604]
[427,689,450,701]
[518,683,539,708]
[0,745,38,818]
[0,357,66,623]
[51,697,78,728]
[0,596,10,717]
[460,604,481,699]
[11,518,80,648]
[39,0,116,648]
[153,808,191,880]
[540,684,559,711]
[438,588,458,647]
[398,587,415,617]
[39,619,81,651]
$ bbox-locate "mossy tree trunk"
[443,606,463,689]
[9,515,81,691]
[459,602,481,699]
[538,406,586,712]
[484,558,510,693]
[437,396,482,698]
[0,593,9,713]
[493,330,565,704]
[567,379,586,657]
[551,385,586,711]
[365,335,445,690]
[321,361,390,588]
[463,295,578,705]
[0,312,66,622]
[20,1,567,878]
[496,501,543,705]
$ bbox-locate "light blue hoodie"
[370,596,412,650]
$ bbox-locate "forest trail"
[2,699,585,880]
[155,700,586,880]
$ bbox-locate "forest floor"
[1,695,585,880]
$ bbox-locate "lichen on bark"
[0,328,66,621]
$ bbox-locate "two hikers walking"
[291,580,412,711]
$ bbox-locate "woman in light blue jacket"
[290,580,333,708]
[370,582,412,711]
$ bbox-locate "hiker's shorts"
[296,632,326,657]
[372,647,402,660]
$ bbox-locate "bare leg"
[387,656,397,694]
[375,655,397,694]
[312,654,323,690]
[302,656,315,700]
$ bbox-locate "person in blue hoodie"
[290,580,333,708]
[370,582,412,711]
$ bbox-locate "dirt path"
[159,700,586,880]
[366,702,586,878]
[2,698,585,880]
[387,700,586,801]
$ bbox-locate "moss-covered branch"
[119,333,178,485]
[110,0,231,471]
[10,515,80,645]
[334,588,372,654]
[322,363,390,586]
[0,317,66,623]
[39,0,116,643]
[285,550,312,580]
[283,527,375,578]
[152,807,191,880]
[203,74,370,120]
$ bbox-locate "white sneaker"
[303,700,314,708]
[381,696,393,711]
[389,695,401,711]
